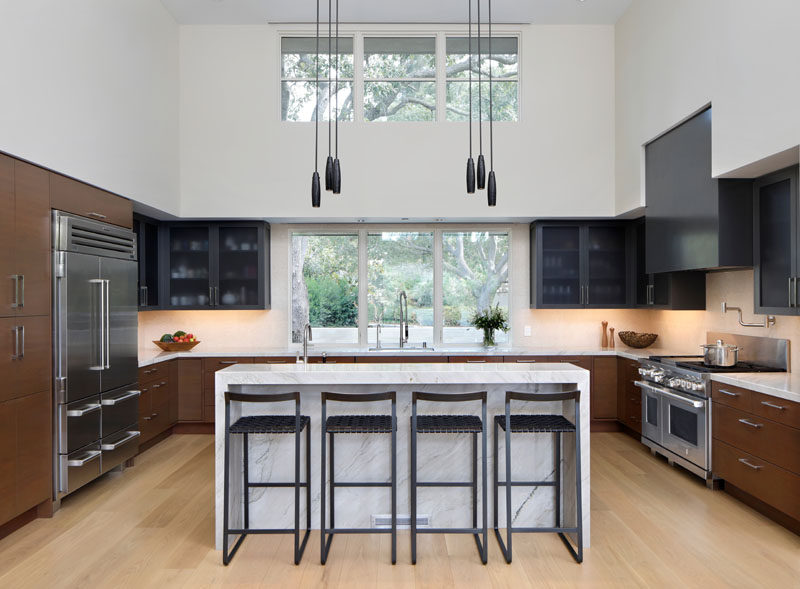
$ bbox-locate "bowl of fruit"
[153,331,200,351]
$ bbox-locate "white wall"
[0,0,180,214]
[178,24,615,220]
[615,0,800,213]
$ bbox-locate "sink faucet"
[398,290,408,348]
[303,323,312,363]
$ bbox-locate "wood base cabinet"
[617,357,642,434]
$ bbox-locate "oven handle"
[634,381,705,408]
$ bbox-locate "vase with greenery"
[471,304,509,347]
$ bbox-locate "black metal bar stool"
[320,391,397,565]
[493,390,583,564]
[410,391,488,565]
[222,391,311,566]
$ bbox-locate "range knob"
[691,381,706,392]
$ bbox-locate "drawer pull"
[219,361,238,365]
[760,401,786,411]
[718,389,740,397]
[268,360,287,364]
[67,450,101,467]
[143,416,152,421]
[738,418,763,429]
[67,403,101,417]
[737,458,763,470]
[466,360,487,363]
[102,390,140,405]
[151,383,161,389]
[515,359,536,363]
[151,412,159,418]
[101,431,140,451]
[87,212,108,219]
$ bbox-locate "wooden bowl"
[153,340,201,352]
[617,331,658,349]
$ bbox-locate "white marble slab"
[214,362,591,555]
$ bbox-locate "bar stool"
[320,391,397,565]
[493,390,583,564]
[410,391,488,565]
[222,391,311,566]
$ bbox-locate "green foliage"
[306,275,357,327]
[443,305,462,327]
[470,304,509,333]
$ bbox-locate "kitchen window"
[363,37,437,121]
[445,36,518,121]
[281,36,354,122]
[290,227,510,347]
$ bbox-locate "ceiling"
[160,0,633,25]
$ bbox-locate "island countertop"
[214,361,591,552]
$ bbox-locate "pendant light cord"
[314,0,319,171]
[327,0,331,155]
[468,0,472,157]
[488,0,493,171]
[477,0,482,154]
[335,0,339,158]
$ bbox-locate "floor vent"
[371,514,430,529]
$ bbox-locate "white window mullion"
[433,227,444,347]
[354,32,364,123]
[358,228,368,346]
[435,32,446,123]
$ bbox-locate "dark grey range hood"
[644,107,754,274]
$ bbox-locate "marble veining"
[709,373,800,403]
[214,363,591,554]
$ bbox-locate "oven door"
[635,381,662,445]
[659,388,707,470]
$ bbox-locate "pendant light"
[476,0,486,190]
[465,0,475,194]
[311,0,321,207]
[487,0,497,206]
[325,0,333,191]
[332,0,342,194]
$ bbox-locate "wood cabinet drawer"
[711,381,752,411]
[448,356,504,363]
[749,391,800,429]
[177,359,203,422]
[50,173,133,229]
[546,356,593,370]
[307,356,355,364]
[357,355,448,363]
[252,356,296,364]
[713,438,800,521]
[202,357,253,373]
[138,363,168,384]
[503,355,549,363]
[713,402,800,474]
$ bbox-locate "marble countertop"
[709,373,800,404]
[138,344,665,367]
[214,361,591,386]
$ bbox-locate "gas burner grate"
[674,361,786,373]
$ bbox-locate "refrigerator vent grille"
[53,211,137,260]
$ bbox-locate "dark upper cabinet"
[753,166,799,316]
[645,107,753,273]
[531,221,631,309]
[133,215,162,310]
[164,222,270,310]
[632,218,706,310]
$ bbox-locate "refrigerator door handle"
[104,279,111,369]
[90,279,105,370]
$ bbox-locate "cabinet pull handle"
[17,325,24,359]
[144,285,148,307]
[151,412,158,418]
[738,458,763,470]
[66,403,101,417]
[87,212,108,219]
[219,361,238,365]
[68,450,101,467]
[585,285,589,305]
[466,360,487,363]
[789,277,795,308]
[18,274,24,308]
[11,275,19,308]
[143,416,153,421]
[209,287,214,307]
[515,359,535,363]
[738,418,763,429]
[11,326,20,360]
[718,389,739,397]
[267,360,287,364]
[760,400,785,411]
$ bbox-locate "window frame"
[287,223,512,349]
[277,27,521,124]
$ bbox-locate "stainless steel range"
[635,332,788,485]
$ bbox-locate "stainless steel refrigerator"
[52,211,140,499]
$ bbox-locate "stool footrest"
[508,526,579,534]
[331,481,392,488]
[227,527,311,535]
[416,481,473,487]
[247,482,309,488]
[496,480,556,487]
[325,528,395,534]
[416,527,485,534]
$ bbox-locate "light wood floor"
[0,433,797,588]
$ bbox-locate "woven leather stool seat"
[494,414,575,433]
[325,414,393,433]
[230,414,310,434]
[416,414,483,433]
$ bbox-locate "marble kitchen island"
[214,362,591,552]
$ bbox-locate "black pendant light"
[487,0,497,206]
[311,0,321,207]
[325,0,333,191]
[332,0,342,194]
[476,0,486,190]
[465,0,475,194]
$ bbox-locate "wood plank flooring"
[0,433,797,588]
